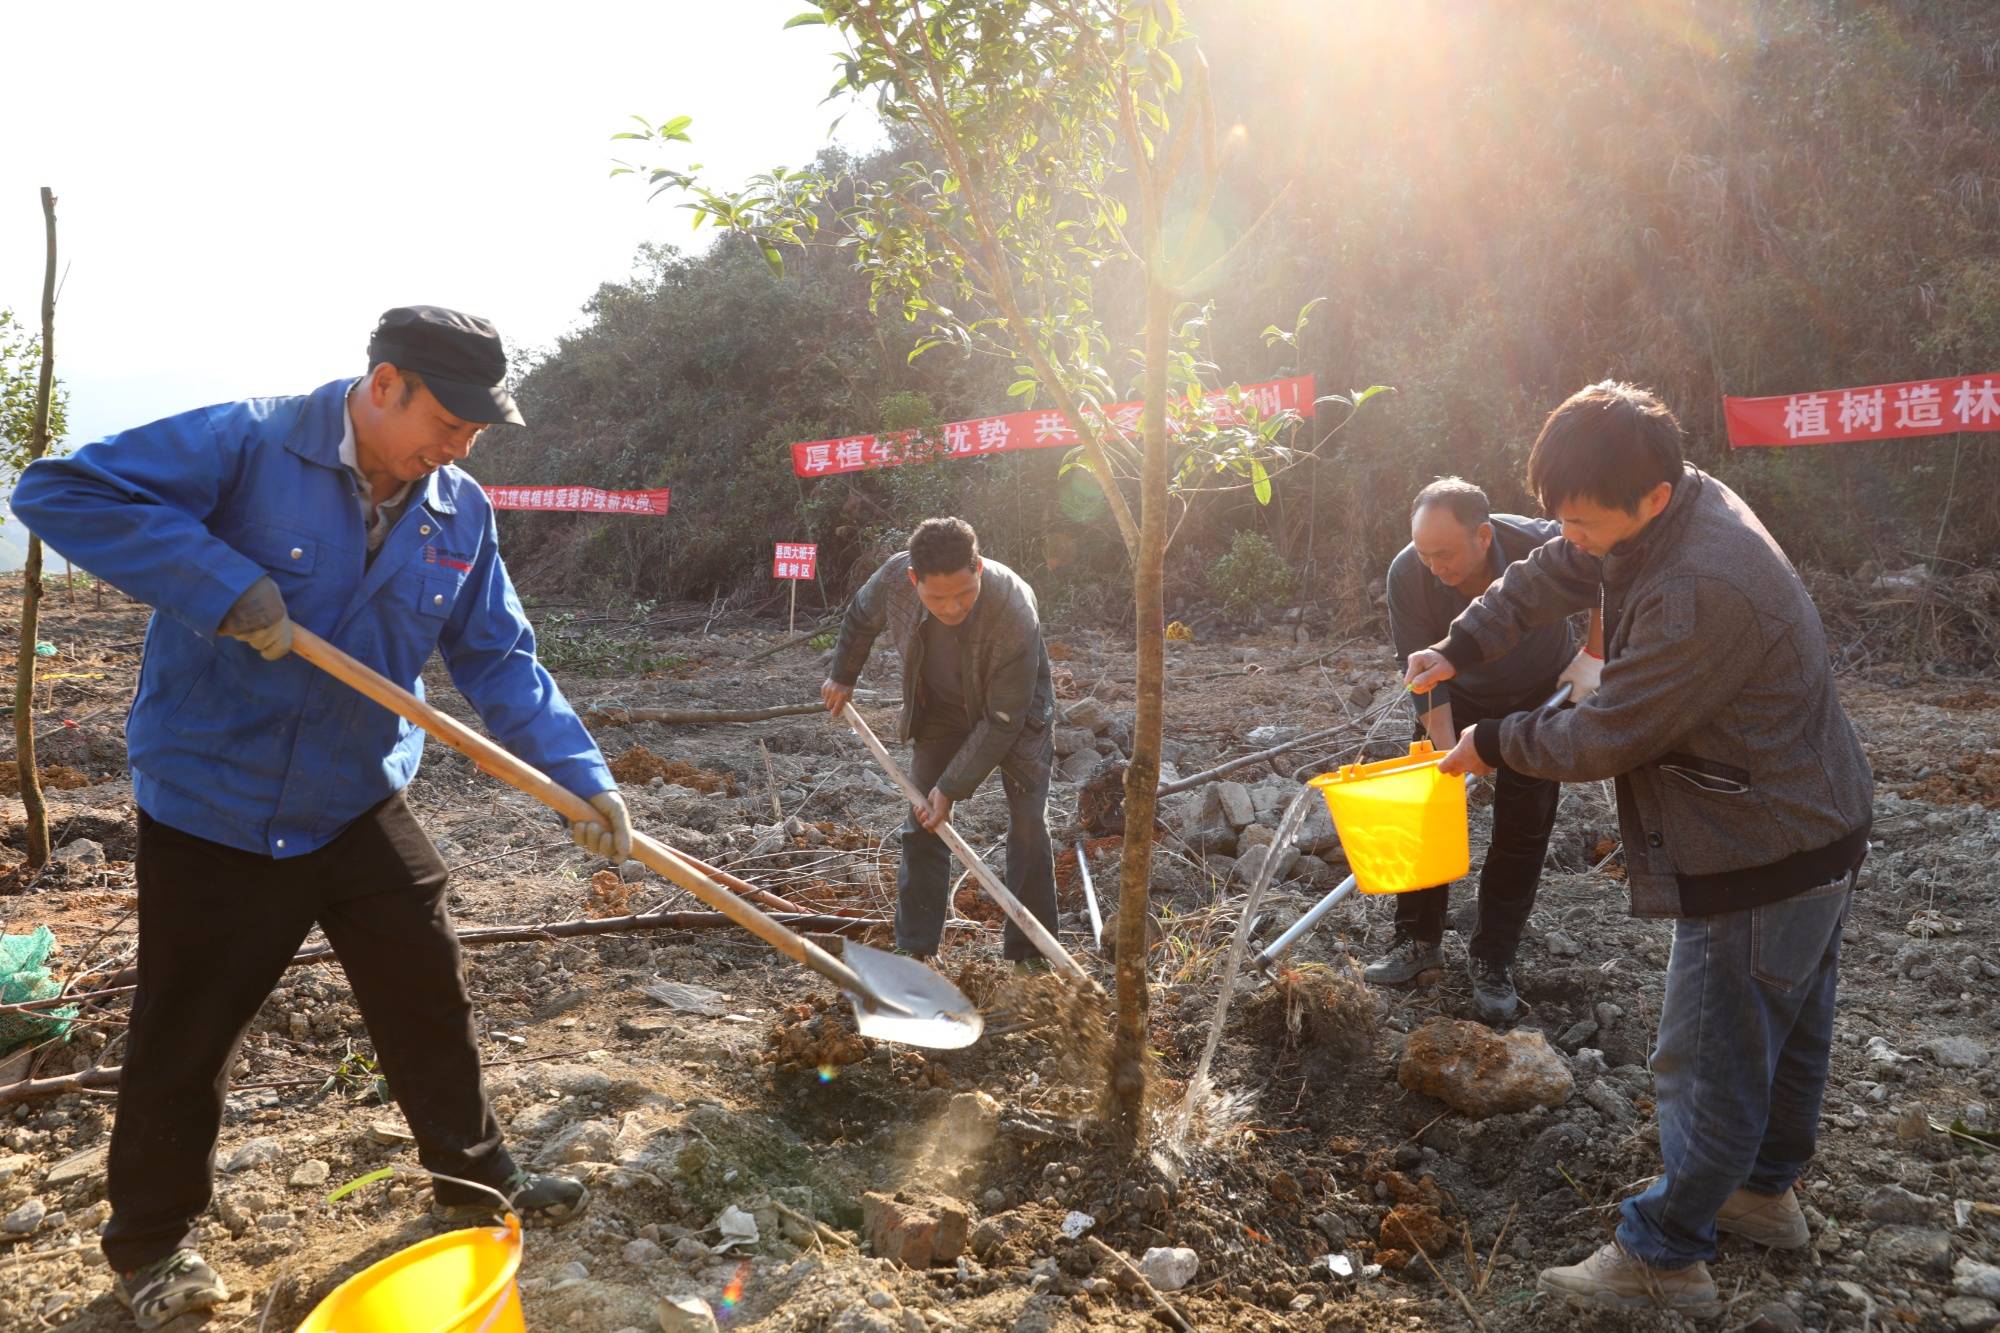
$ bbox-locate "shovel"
[291,627,983,1050]
[838,703,1096,989]
[1253,681,1575,972]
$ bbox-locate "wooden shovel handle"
[289,628,871,998]
[840,702,1092,987]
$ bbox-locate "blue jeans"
[1616,872,1855,1268]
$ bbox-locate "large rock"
[1137,1246,1199,1291]
[1213,782,1255,830]
[223,1137,285,1173]
[1237,844,1300,888]
[862,1191,968,1267]
[1925,1036,1991,1069]
[1870,1225,1953,1276]
[1063,697,1110,733]
[1175,790,1237,856]
[1957,1258,2000,1302]
[657,1295,720,1333]
[1056,750,1098,783]
[536,1119,618,1167]
[1396,1020,1574,1118]
[1052,726,1097,758]
[1294,797,1342,855]
[1,1198,45,1235]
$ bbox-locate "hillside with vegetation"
[480,0,2000,628]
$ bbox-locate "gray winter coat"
[1444,466,1873,918]
[829,553,1055,801]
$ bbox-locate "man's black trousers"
[1392,695,1562,963]
[102,793,513,1271]
[895,714,1058,961]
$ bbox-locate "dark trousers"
[103,793,513,1272]
[897,715,1058,961]
[1394,700,1561,963]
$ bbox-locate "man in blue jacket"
[11,306,632,1331]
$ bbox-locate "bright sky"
[0,1,877,453]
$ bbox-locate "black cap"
[366,305,525,426]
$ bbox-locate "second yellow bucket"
[296,1213,524,1333]
[1309,741,1469,894]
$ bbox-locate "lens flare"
[721,1260,750,1313]
[816,1064,837,1083]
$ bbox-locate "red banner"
[486,486,672,514]
[789,375,1316,478]
[773,543,817,580]
[1725,374,2000,448]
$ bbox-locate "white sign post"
[773,543,818,633]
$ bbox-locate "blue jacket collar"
[284,378,460,514]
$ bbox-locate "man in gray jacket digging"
[821,518,1058,964]
[1406,381,1873,1311]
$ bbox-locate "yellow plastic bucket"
[297,1214,524,1333]
[1309,741,1469,894]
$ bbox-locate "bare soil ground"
[1,575,1998,1332]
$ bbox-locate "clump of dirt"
[0,762,92,796]
[1244,961,1381,1067]
[1377,1203,1455,1271]
[765,995,870,1073]
[606,745,740,795]
[1899,750,2000,808]
[585,868,633,917]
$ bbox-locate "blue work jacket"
[10,378,614,857]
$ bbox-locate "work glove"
[219,576,295,661]
[570,788,632,863]
[1557,646,1603,704]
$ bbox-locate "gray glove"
[219,576,295,661]
[570,789,632,863]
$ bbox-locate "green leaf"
[783,10,826,27]
[1349,385,1393,408]
[1007,379,1037,398]
[327,1167,396,1204]
[759,241,786,277]
[1251,458,1272,505]
[660,114,693,138]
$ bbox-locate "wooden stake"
[13,187,60,870]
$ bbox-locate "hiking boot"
[1363,933,1443,985]
[1538,1241,1717,1310]
[115,1249,228,1330]
[435,1169,589,1227]
[1468,955,1520,1024]
[1716,1185,1810,1249]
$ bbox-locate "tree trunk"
[14,188,58,869]
[1108,271,1173,1145]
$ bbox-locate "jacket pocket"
[236,523,319,576]
[1657,752,1752,796]
[413,571,465,620]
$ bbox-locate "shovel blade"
[840,942,984,1050]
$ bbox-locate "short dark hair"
[1528,381,1684,514]
[1411,476,1490,528]
[367,361,428,408]
[909,517,980,578]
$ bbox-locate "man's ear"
[1641,480,1674,520]
[908,568,920,588]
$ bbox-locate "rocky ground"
[1,575,1999,1331]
